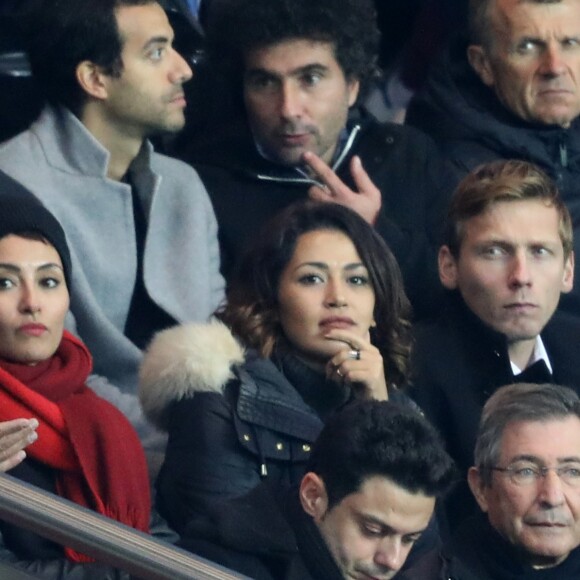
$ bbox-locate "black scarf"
[281,489,345,580]
[274,346,351,422]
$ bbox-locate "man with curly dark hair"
[175,0,458,320]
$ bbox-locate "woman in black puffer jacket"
[140,201,414,534]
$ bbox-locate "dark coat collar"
[234,353,325,442]
[451,512,580,579]
[408,38,580,166]
[441,291,512,358]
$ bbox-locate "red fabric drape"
[0,331,151,562]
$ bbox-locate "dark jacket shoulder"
[141,322,322,532]
[180,482,342,580]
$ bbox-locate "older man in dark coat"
[407,0,580,319]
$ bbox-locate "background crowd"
[0,0,580,578]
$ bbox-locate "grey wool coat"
[0,105,224,445]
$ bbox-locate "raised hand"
[304,151,382,225]
[324,328,388,401]
[0,418,39,472]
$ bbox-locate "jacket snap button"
[302,444,311,452]
[243,434,251,441]
[276,443,284,451]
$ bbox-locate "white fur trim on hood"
[139,319,245,430]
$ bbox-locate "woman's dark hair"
[0,186,72,289]
[217,201,412,387]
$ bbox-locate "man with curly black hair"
[175,0,458,320]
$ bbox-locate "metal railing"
[0,473,249,580]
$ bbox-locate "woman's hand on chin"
[0,418,39,472]
[324,329,388,401]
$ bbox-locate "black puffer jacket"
[139,320,415,536]
[178,110,458,320]
[406,39,580,318]
[140,321,325,535]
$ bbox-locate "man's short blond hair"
[444,160,573,259]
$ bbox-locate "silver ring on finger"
[348,349,361,361]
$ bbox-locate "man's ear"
[467,467,489,513]
[347,79,360,108]
[299,472,329,522]
[439,245,459,289]
[75,61,109,101]
[562,250,575,294]
[467,44,495,87]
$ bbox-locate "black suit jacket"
[408,293,580,533]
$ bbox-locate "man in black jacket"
[406,0,580,319]
[175,0,457,319]
[179,400,456,580]
[412,384,580,579]
[409,160,580,535]
[450,383,580,579]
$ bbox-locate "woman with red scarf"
[0,192,152,578]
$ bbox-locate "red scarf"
[0,331,151,562]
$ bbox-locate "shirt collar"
[510,335,553,375]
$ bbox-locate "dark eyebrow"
[244,68,278,80]
[0,264,19,274]
[360,513,428,537]
[293,261,366,272]
[509,454,542,464]
[246,62,330,79]
[142,35,171,52]
[295,63,330,75]
[0,263,63,273]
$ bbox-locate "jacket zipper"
[560,139,569,168]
